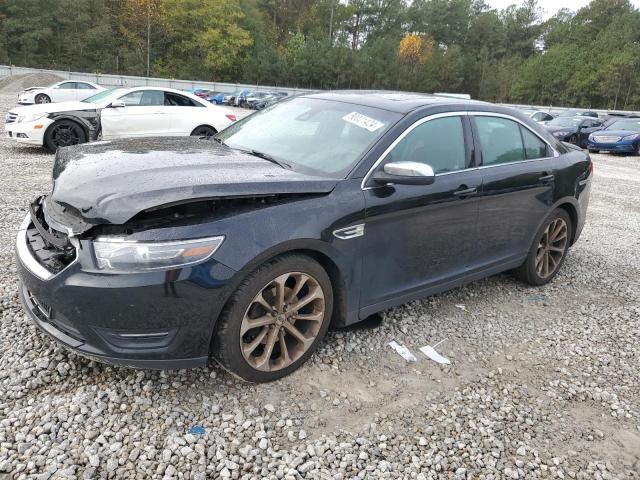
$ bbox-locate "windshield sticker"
[342,111,385,132]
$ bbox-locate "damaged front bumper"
[15,203,238,370]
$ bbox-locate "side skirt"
[357,256,526,320]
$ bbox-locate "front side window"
[385,116,467,174]
[475,116,525,166]
[217,97,401,178]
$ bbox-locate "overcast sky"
[486,0,640,19]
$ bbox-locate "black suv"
[16,92,592,382]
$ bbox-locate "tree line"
[0,0,639,110]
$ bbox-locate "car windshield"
[216,97,401,178]
[82,88,125,104]
[607,119,640,131]
[548,117,581,127]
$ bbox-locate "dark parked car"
[545,116,603,147]
[226,89,253,107]
[245,92,279,110]
[557,109,599,119]
[16,92,592,382]
[587,118,640,154]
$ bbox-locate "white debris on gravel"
[0,89,639,478]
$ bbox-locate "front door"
[361,114,481,309]
[471,114,557,269]
[101,90,169,138]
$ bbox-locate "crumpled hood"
[48,137,338,233]
[11,101,94,115]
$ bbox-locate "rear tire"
[35,94,50,104]
[212,254,333,382]
[190,125,216,138]
[514,209,572,286]
[43,120,87,152]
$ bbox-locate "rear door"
[50,82,77,102]
[360,114,481,309]
[163,91,207,135]
[74,82,98,101]
[100,90,169,138]
[471,114,557,270]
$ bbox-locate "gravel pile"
[0,73,64,94]
[0,91,639,479]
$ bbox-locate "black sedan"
[16,92,592,382]
[545,116,603,147]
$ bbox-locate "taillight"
[226,114,237,122]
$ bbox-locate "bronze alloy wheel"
[535,217,568,279]
[240,272,326,372]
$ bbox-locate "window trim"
[468,112,559,169]
[361,111,559,190]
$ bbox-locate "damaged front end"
[21,196,78,277]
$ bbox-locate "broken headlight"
[93,236,224,272]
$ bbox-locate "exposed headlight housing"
[93,236,224,273]
[622,133,640,141]
[16,113,46,124]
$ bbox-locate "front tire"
[212,254,333,382]
[43,120,87,152]
[569,134,578,145]
[35,94,51,104]
[515,209,572,286]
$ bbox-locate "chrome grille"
[593,135,621,143]
[5,112,17,124]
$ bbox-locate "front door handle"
[453,186,478,198]
[539,174,555,183]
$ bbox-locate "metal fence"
[2,64,638,116]
[0,64,314,96]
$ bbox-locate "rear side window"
[475,117,525,166]
[165,92,202,107]
[520,127,547,159]
[76,82,96,90]
[387,116,466,174]
[119,90,164,106]
[57,82,77,89]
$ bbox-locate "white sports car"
[5,86,237,151]
[18,80,106,105]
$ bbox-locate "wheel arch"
[44,115,91,142]
[211,239,352,345]
[526,198,580,254]
[557,202,579,245]
[190,124,218,135]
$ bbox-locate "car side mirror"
[372,161,436,186]
[110,100,126,108]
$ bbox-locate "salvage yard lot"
[0,90,639,479]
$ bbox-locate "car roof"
[301,90,486,114]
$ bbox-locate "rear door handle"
[539,174,555,183]
[453,187,478,198]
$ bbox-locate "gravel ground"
[0,90,639,480]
